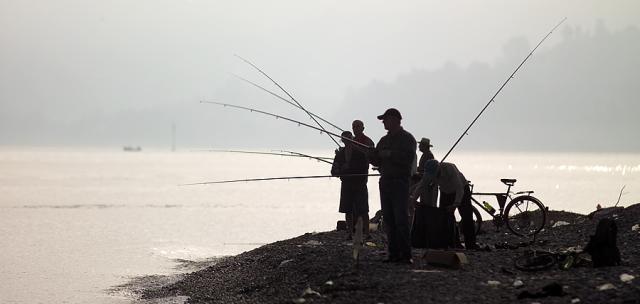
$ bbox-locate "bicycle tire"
[504,195,546,237]
[457,206,483,237]
[473,206,482,235]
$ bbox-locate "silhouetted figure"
[416,138,435,176]
[331,130,370,240]
[584,218,621,267]
[415,160,478,250]
[351,120,375,238]
[410,138,437,221]
[369,108,416,264]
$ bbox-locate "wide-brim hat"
[419,137,433,147]
[377,108,402,120]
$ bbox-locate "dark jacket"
[332,146,369,183]
[370,127,416,180]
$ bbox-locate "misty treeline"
[334,24,640,152]
[2,24,638,151]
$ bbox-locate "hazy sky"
[1,1,639,149]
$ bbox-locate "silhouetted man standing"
[369,108,416,264]
[351,119,375,238]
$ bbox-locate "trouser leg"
[363,214,370,236]
[458,185,476,248]
[440,191,458,248]
[381,178,412,259]
[380,180,397,257]
[359,182,370,236]
[391,179,411,259]
[345,213,354,235]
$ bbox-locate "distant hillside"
[333,24,640,152]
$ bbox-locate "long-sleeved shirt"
[369,127,416,179]
[413,162,468,205]
[434,162,468,204]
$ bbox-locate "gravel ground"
[138,204,640,304]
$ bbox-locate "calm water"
[0,147,638,303]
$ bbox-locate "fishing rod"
[235,54,341,147]
[200,100,373,150]
[195,149,333,163]
[441,17,567,162]
[181,173,381,186]
[276,150,333,164]
[232,73,345,132]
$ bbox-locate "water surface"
[0,147,637,303]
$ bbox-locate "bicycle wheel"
[457,206,482,237]
[504,195,546,237]
[473,206,482,235]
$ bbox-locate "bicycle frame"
[468,179,545,237]
[470,182,534,217]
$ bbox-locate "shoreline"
[129,205,640,304]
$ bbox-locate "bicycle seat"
[501,178,517,186]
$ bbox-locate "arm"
[449,165,465,205]
[368,139,383,167]
[410,174,429,201]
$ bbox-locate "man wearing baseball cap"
[369,108,417,264]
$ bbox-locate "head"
[377,108,402,132]
[352,120,364,137]
[418,137,433,152]
[340,131,353,145]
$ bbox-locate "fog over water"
[1,1,639,152]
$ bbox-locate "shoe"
[465,243,481,251]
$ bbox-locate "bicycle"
[464,178,547,237]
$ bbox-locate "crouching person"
[412,159,478,250]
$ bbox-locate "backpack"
[584,218,621,267]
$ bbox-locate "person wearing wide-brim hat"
[416,138,435,177]
[368,108,417,264]
[409,137,438,220]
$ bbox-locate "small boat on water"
[123,146,142,152]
